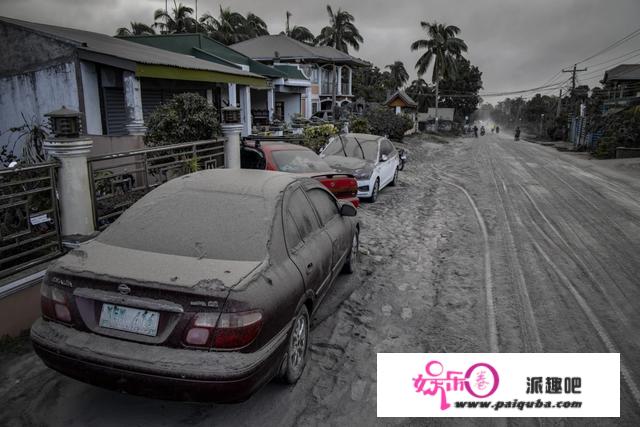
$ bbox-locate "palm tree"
[289,26,316,45]
[410,21,467,123]
[316,6,363,54]
[244,12,269,38]
[406,78,433,112]
[153,1,197,34]
[115,22,156,37]
[199,7,248,45]
[385,61,409,90]
[284,11,315,45]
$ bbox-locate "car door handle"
[306,262,313,273]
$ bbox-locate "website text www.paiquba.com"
[455,399,583,411]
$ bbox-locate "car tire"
[341,230,359,274]
[368,178,380,203]
[278,306,310,385]
[389,168,399,187]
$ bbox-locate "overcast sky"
[2,0,640,103]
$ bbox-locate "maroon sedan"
[31,169,359,402]
[241,140,360,207]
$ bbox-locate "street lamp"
[45,106,82,139]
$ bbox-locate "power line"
[576,26,640,64]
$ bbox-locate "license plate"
[99,303,159,336]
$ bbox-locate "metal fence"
[87,139,225,230]
[0,162,63,279]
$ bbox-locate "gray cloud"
[1,0,639,102]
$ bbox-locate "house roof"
[230,34,369,66]
[119,33,287,79]
[603,64,640,82]
[272,64,308,80]
[385,90,418,108]
[0,17,266,84]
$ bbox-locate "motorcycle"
[480,128,486,136]
[398,148,407,171]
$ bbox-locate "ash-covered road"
[2,133,639,426]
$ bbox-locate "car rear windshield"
[97,189,272,261]
[272,150,333,173]
[323,136,378,161]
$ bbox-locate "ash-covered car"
[31,169,359,402]
[320,133,400,202]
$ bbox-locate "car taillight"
[183,310,263,350]
[41,283,72,323]
[346,178,358,197]
[213,311,263,349]
[184,312,218,347]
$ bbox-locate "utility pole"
[562,64,588,92]
[286,11,291,36]
[556,88,562,117]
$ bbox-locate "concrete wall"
[0,61,80,155]
[0,21,75,77]
[89,135,145,157]
[80,61,103,135]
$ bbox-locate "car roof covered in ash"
[157,168,303,198]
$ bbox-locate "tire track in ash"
[427,168,499,353]
[517,183,638,332]
[529,236,640,409]
[479,141,543,352]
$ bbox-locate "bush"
[350,116,370,134]
[303,124,338,153]
[364,107,414,141]
[145,93,220,146]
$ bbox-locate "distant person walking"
[514,126,521,141]
[473,125,478,138]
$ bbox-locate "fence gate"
[0,162,63,279]
[87,139,225,230]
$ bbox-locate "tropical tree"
[316,6,363,54]
[244,12,269,38]
[289,26,316,45]
[437,57,483,121]
[153,1,197,34]
[284,12,315,45]
[115,22,156,37]
[199,7,268,45]
[352,66,394,102]
[385,61,410,90]
[199,7,248,44]
[406,78,434,112]
[410,21,468,123]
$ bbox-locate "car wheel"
[341,230,359,274]
[278,306,310,384]
[368,178,380,203]
[389,168,399,187]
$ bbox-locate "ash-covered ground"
[2,133,639,426]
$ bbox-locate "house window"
[312,103,319,114]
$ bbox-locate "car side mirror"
[380,154,388,162]
[340,203,357,217]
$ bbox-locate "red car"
[241,140,360,207]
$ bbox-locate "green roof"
[120,34,286,79]
[272,64,307,80]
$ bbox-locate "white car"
[320,133,400,202]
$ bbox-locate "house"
[0,17,268,155]
[385,90,417,114]
[601,64,640,110]
[118,33,311,128]
[385,90,418,134]
[230,34,369,117]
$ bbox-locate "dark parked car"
[31,169,359,402]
